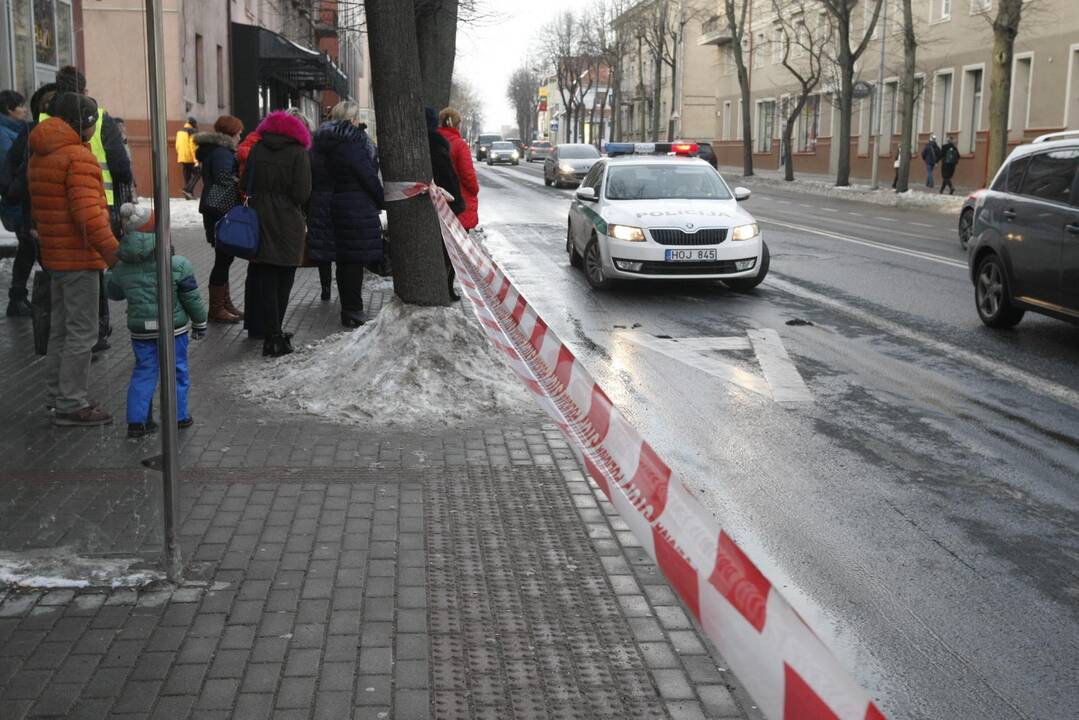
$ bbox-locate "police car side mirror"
[576,187,598,202]
[734,187,751,201]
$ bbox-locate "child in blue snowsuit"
[107,203,208,438]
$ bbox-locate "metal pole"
[144,0,183,584]
[870,0,888,190]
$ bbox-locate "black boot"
[341,311,365,328]
[262,332,294,358]
[5,288,32,317]
[127,420,160,438]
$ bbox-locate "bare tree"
[819,0,884,186]
[539,12,589,143]
[507,67,540,143]
[593,0,633,142]
[721,0,753,175]
[986,0,1025,182]
[451,78,484,141]
[366,0,451,305]
[773,0,830,181]
[895,0,917,193]
[631,0,678,142]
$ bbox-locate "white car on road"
[566,146,768,290]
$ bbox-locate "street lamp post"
[869,0,889,190]
[143,0,183,583]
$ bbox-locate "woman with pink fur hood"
[240,110,312,357]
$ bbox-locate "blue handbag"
[215,147,260,259]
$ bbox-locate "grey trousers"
[46,270,101,413]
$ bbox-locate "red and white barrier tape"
[391,180,886,720]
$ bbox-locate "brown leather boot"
[209,286,240,323]
[222,285,244,319]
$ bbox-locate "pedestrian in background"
[195,115,245,323]
[0,89,31,317]
[1,85,57,324]
[52,67,132,356]
[921,134,941,188]
[308,101,384,328]
[28,93,119,426]
[107,203,206,438]
[940,136,960,195]
[438,106,480,231]
[425,106,464,301]
[176,116,199,200]
[241,110,312,357]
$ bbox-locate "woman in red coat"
[436,107,479,230]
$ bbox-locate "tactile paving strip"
[426,464,671,719]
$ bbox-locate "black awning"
[233,23,348,98]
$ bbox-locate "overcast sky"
[454,0,582,131]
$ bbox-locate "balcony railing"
[699,15,733,46]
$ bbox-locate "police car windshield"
[605,165,732,201]
[559,144,601,159]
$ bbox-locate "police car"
[566,143,768,290]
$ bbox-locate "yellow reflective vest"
[39,109,114,206]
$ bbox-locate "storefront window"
[12,0,36,96]
[57,1,74,67]
[33,0,58,67]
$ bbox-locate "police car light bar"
[606,142,699,157]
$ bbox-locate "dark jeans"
[8,226,36,297]
[318,263,333,292]
[181,163,200,195]
[249,263,296,336]
[202,215,234,288]
[97,271,110,344]
[336,263,364,313]
[941,177,955,193]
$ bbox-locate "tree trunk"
[651,57,663,142]
[415,0,459,109]
[836,49,854,186]
[737,63,753,176]
[987,0,1023,183]
[896,0,917,193]
[784,95,808,182]
[366,0,451,306]
[667,57,678,141]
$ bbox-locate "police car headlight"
[608,224,646,242]
[730,223,759,241]
[559,162,575,173]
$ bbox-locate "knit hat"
[119,203,155,234]
[52,93,98,132]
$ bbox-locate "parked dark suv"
[968,131,1079,327]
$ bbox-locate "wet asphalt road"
[471,159,1079,720]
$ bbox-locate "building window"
[722,100,732,140]
[970,0,991,14]
[773,26,784,64]
[932,0,952,22]
[757,101,775,152]
[796,95,820,152]
[216,45,226,108]
[195,33,205,104]
[932,71,953,139]
[858,98,870,155]
[960,66,983,154]
[736,99,743,140]
[1009,55,1032,139]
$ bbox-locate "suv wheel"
[975,253,1025,328]
[958,207,973,250]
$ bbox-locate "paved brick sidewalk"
[0,213,761,720]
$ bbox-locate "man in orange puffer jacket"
[28,93,120,427]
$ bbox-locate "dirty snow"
[0,547,164,589]
[237,295,537,428]
[725,173,966,213]
[132,196,204,230]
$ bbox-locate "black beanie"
[52,93,99,132]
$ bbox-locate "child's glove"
[191,325,207,341]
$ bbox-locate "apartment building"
[618,0,1079,188]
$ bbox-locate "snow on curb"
[723,171,967,214]
[0,547,164,589]
[236,295,537,428]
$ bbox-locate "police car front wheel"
[723,242,770,292]
[584,237,613,290]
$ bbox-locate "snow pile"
[238,296,537,428]
[0,547,164,589]
[134,196,205,230]
[729,173,966,213]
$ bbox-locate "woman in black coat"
[241,110,312,356]
[308,101,384,328]
[195,115,244,323]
